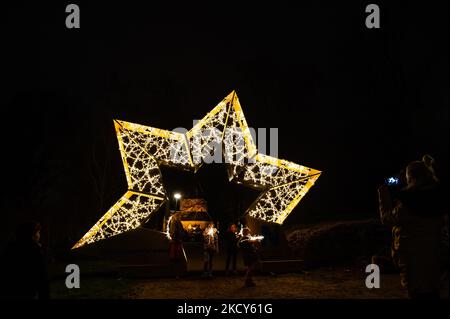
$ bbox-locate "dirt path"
[51,266,449,299]
[130,268,409,299]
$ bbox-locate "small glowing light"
[387,177,399,185]
[174,193,182,200]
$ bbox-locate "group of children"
[202,222,260,287]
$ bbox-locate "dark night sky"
[2,2,448,247]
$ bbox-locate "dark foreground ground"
[49,219,449,299]
[50,267,449,299]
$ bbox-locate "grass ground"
[51,266,448,299]
[50,221,448,299]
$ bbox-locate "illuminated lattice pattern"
[223,96,258,179]
[186,97,229,170]
[247,173,321,224]
[72,191,164,248]
[237,154,319,189]
[115,122,166,196]
[73,91,321,249]
[118,121,192,168]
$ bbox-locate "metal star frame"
[73,91,321,249]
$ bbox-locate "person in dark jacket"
[224,223,240,275]
[378,155,445,298]
[238,227,260,287]
[1,221,49,299]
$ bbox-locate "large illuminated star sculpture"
[73,91,321,249]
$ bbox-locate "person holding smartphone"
[378,155,445,298]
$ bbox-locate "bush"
[287,219,391,267]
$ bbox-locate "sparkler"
[166,215,173,240]
[248,235,264,241]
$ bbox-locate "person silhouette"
[378,155,445,298]
[1,221,49,299]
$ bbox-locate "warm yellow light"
[72,91,321,249]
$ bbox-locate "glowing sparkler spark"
[248,235,264,241]
[166,215,173,240]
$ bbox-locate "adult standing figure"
[1,221,49,299]
[378,155,446,298]
[168,212,185,278]
[238,227,260,287]
[224,223,240,275]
